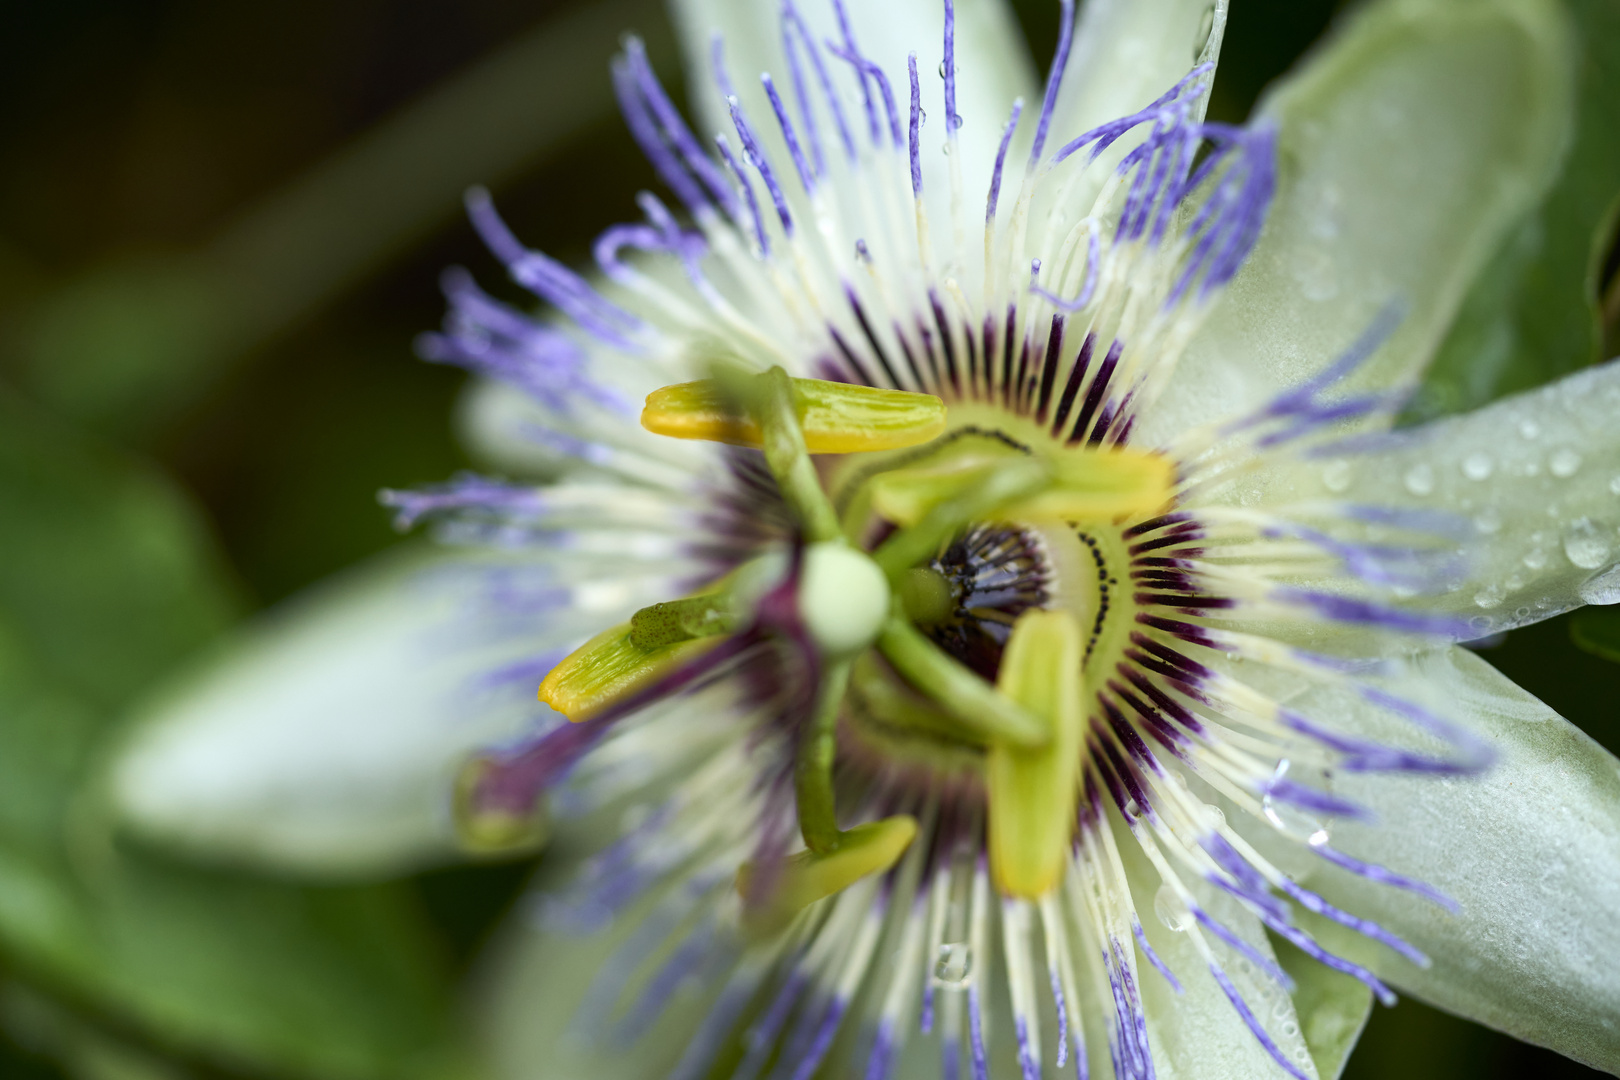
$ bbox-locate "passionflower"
[110,0,1620,1077]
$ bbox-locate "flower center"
[498,368,1171,902]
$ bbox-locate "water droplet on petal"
[1523,547,1548,571]
[1403,464,1435,496]
[1563,518,1613,569]
[1551,449,1582,478]
[1579,565,1620,605]
[1473,584,1505,608]
[1519,418,1541,440]
[1322,459,1352,493]
[1155,885,1190,932]
[933,942,973,987]
[1462,453,1494,481]
[1609,475,1620,496]
[1474,507,1502,534]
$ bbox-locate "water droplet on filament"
[1155,885,1190,932]
[933,942,973,988]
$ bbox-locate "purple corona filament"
[727,91,795,236]
[908,54,924,197]
[1028,0,1075,164]
[987,98,1024,223]
[763,72,818,195]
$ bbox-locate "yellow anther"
[870,442,1173,527]
[452,757,549,857]
[641,376,946,453]
[538,622,715,721]
[867,448,1023,526]
[737,815,918,933]
[1023,447,1175,522]
[987,609,1085,899]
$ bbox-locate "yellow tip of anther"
[642,377,945,453]
[737,815,917,933]
[988,610,1085,899]
[538,622,714,721]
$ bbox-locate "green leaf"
[1409,0,1620,421]
[1571,605,1620,663]
[1273,925,1375,1080]
[0,390,473,1079]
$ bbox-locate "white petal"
[667,0,1037,256]
[1138,0,1574,444]
[474,831,725,1080]
[1253,357,1620,637]
[1049,0,1227,143]
[1119,829,1320,1079]
[1267,646,1620,1072]
[1274,941,1373,1080]
[108,546,659,879]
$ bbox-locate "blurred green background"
[0,0,1614,1077]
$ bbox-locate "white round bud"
[798,542,891,657]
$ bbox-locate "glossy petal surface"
[1265,647,1620,1072]
[1140,0,1573,445]
[110,547,659,877]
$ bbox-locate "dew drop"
[1563,518,1613,570]
[1403,464,1435,496]
[1154,885,1190,932]
[1461,453,1494,481]
[1122,798,1141,819]
[933,942,973,987]
[1472,583,1504,609]
[1322,459,1352,493]
[1550,449,1583,478]
[1262,791,1331,846]
[1202,804,1226,830]
[1523,547,1548,571]
[938,60,947,78]
[1610,475,1620,496]
[1579,565,1620,605]
[1519,418,1541,440]
[1473,507,1502,534]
